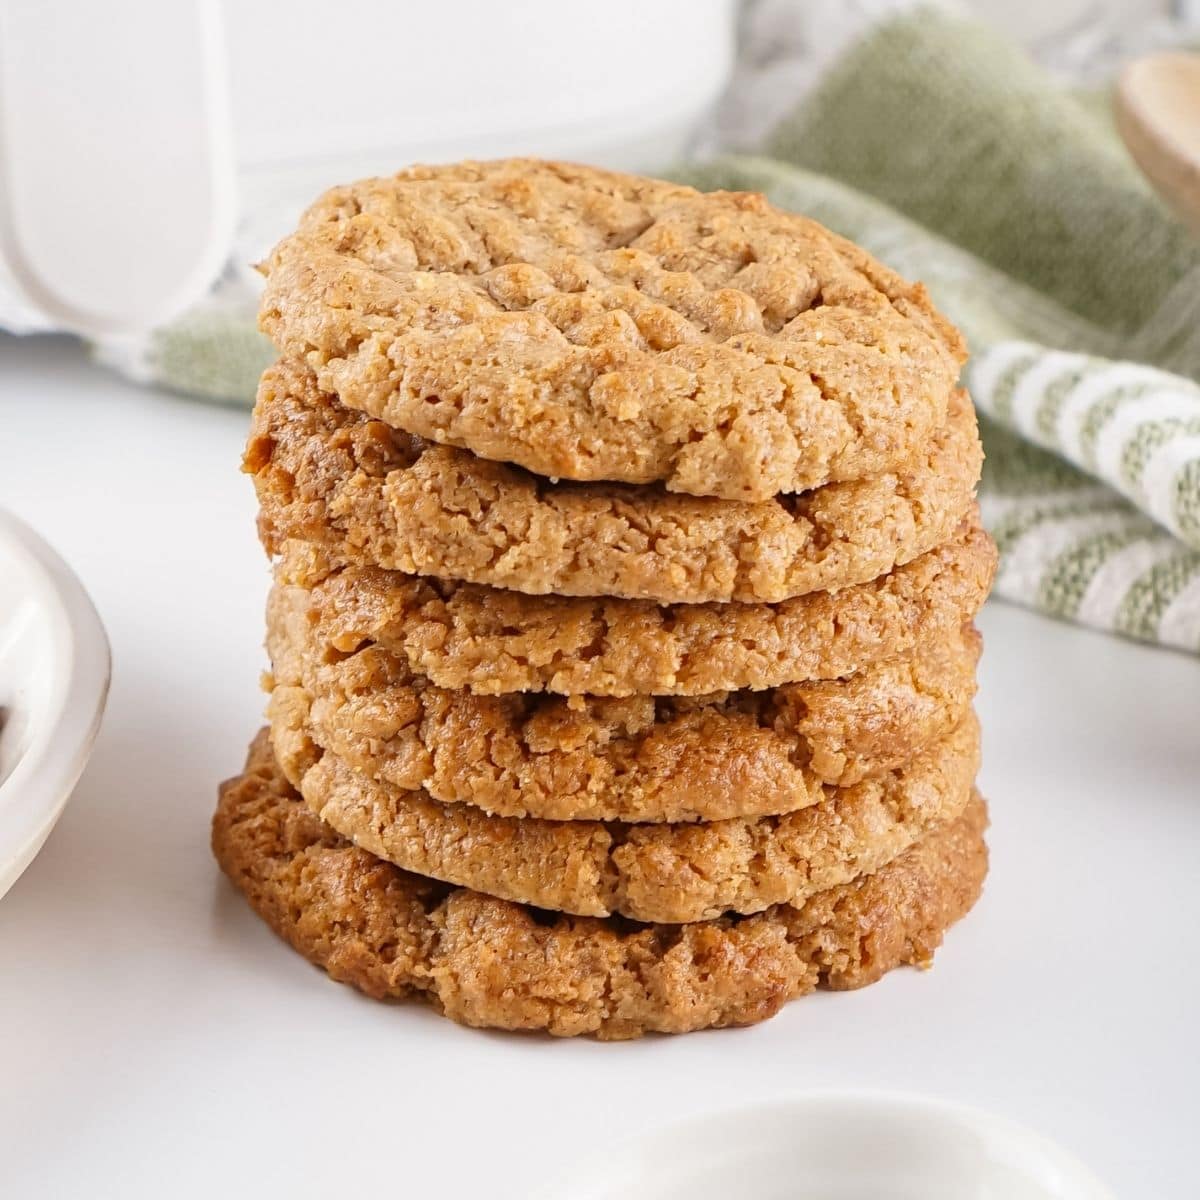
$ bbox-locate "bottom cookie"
[213,731,988,1040]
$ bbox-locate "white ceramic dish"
[532,1093,1115,1200]
[0,509,110,899]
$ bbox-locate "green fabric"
[148,303,274,406]
[765,11,1200,366]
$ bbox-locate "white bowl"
[532,1092,1114,1200]
[0,509,110,899]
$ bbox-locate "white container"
[0,511,110,900]
[0,0,737,336]
[531,1093,1115,1200]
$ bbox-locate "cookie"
[275,517,995,697]
[268,708,978,923]
[213,731,988,1038]
[259,159,965,502]
[247,359,982,604]
[267,577,980,820]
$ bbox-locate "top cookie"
[260,159,965,502]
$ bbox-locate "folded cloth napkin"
[90,2,1200,654]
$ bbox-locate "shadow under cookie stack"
[214,160,997,1039]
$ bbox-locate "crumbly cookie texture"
[213,732,987,1038]
[247,359,981,604]
[259,159,965,502]
[268,707,978,923]
[267,578,980,820]
[274,517,995,697]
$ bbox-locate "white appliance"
[0,0,737,336]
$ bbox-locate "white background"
[1,334,1198,1197]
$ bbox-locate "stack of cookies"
[214,160,997,1039]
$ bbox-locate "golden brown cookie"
[267,577,980,820]
[247,359,982,603]
[268,709,978,923]
[275,517,995,697]
[214,732,987,1038]
[259,159,965,502]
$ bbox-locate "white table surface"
[1,332,1197,1199]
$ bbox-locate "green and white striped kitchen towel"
[90,2,1200,653]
